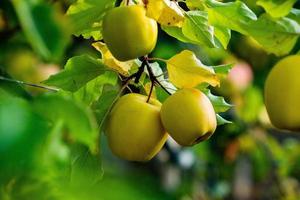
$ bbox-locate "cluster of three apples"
[102,5,217,161]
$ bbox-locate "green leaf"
[44,55,110,92]
[73,71,118,105]
[257,0,297,18]
[70,145,103,187]
[161,25,196,44]
[214,26,231,49]
[287,8,300,24]
[67,0,115,40]
[0,97,49,181]
[203,89,232,113]
[92,87,121,133]
[33,94,99,152]
[212,63,234,75]
[216,114,232,126]
[12,0,70,61]
[247,14,300,56]
[183,11,216,47]
[206,0,257,35]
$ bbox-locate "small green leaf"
[257,0,297,18]
[33,94,98,152]
[183,11,216,48]
[216,114,232,126]
[203,89,232,113]
[44,55,110,92]
[73,71,118,105]
[212,63,234,75]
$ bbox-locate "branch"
[0,76,59,92]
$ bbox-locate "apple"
[102,5,158,61]
[105,93,167,161]
[264,55,300,131]
[160,88,217,146]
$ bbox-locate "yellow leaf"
[92,42,134,76]
[146,0,184,27]
[167,50,220,88]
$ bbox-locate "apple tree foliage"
[1,0,300,199]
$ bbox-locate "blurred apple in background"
[5,50,60,94]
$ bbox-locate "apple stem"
[0,75,59,92]
[146,80,154,102]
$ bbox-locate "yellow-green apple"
[264,55,300,131]
[102,5,158,61]
[160,88,217,146]
[105,93,167,161]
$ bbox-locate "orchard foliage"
[1,0,300,199]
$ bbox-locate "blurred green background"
[1,0,300,199]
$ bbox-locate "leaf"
[212,63,234,75]
[0,97,49,180]
[206,0,257,35]
[67,0,115,40]
[287,8,300,24]
[70,145,103,187]
[92,42,134,76]
[247,14,300,56]
[182,11,216,48]
[73,71,118,105]
[92,88,121,132]
[214,26,231,49]
[186,0,205,10]
[146,0,184,27]
[161,25,196,43]
[202,89,232,113]
[44,55,110,92]
[166,50,220,88]
[33,94,99,152]
[216,114,232,126]
[11,0,70,61]
[257,0,297,18]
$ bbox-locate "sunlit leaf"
[146,0,184,27]
[92,42,135,76]
[167,50,220,88]
[257,0,297,18]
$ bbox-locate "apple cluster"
[102,5,217,161]
[105,88,217,162]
